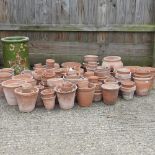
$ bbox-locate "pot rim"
[55,85,77,94]
[0,72,12,78]
[101,84,120,90]
[14,87,39,96]
[120,86,136,92]
[41,95,56,100]
[103,56,121,62]
[2,79,25,88]
[1,36,29,43]
[133,76,152,81]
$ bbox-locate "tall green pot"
[1,36,30,74]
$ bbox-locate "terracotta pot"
[12,74,33,81]
[0,68,14,75]
[135,67,150,76]
[32,69,44,81]
[84,71,94,78]
[46,59,55,68]
[77,83,95,107]
[0,72,12,82]
[61,62,81,69]
[133,77,152,96]
[77,79,89,88]
[41,95,56,110]
[34,63,43,68]
[34,84,44,107]
[102,56,123,71]
[125,66,140,74]
[84,55,98,62]
[120,86,136,100]
[41,89,55,98]
[101,84,120,105]
[121,81,135,88]
[104,78,118,85]
[2,80,25,105]
[21,83,33,93]
[93,92,102,102]
[55,84,77,110]
[88,76,99,83]
[15,87,39,112]
[47,78,64,88]
[54,63,60,69]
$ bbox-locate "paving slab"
[0,91,155,155]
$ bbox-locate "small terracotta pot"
[15,87,39,112]
[2,80,25,105]
[125,66,140,74]
[55,84,77,110]
[46,59,55,68]
[41,95,56,110]
[84,71,94,78]
[88,76,99,83]
[133,77,152,96]
[84,55,98,62]
[47,78,64,88]
[93,92,102,102]
[34,63,42,68]
[104,78,118,85]
[41,89,55,98]
[120,86,136,100]
[0,72,12,82]
[101,84,120,105]
[102,56,123,71]
[77,83,95,107]
[77,79,89,88]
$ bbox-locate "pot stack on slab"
[0,56,155,113]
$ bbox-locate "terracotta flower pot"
[77,83,95,107]
[120,86,136,100]
[101,84,120,105]
[34,63,42,68]
[121,81,135,88]
[88,76,99,83]
[61,62,81,69]
[133,77,152,96]
[55,84,77,110]
[41,89,55,98]
[125,66,140,74]
[104,78,118,85]
[84,71,94,78]
[41,95,56,110]
[15,87,39,112]
[47,78,64,88]
[77,79,89,88]
[0,68,14,75]
[0,72,12,82]
[102,56,123,71]
[84,55,98,62]
[46,59,55,68]
[2,79,25,105]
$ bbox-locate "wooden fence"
[0,0,155,66]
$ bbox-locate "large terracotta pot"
[102,56,123,71]
[2,79,25,105]
[101,84,120,105]
[15,87,39,112]
[77,83,95,107]
[55,84,77,110]
[133,77,152,96]
[1,36,30,74]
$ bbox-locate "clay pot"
[84,55,98,62]
[14,87,39,112]
[32,69,44,81]
[104,78,118,85]
[93,92,102,102]
[34,84,44,107]
[46,59,55,68]
[120,86,136,100]
[115,68,131,81]
[47,78,64,88]
[0,72,12,82]
[77,83,95,107]
[101,84,120,105]
[55,84,77,110]
[77,79,89,88]
[21,83,33,93]
[41,95,56,110]
[121,81,135,88]
[61,62,81,69]
[41,89,55,98]
[0,68,14,75]
[125,66,140,74]
[2,80,25,105]
[12,74,33,81]
[88,76,99,83]
[134,67,151,77]
[34,63,43,68]
[102,56,123,71]
[84,71,94,78]
[133,77,152,96]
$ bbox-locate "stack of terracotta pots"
[41,88,56,110]
[133,67,152,96]
[83,55,99,71]
[115,68,131,83]
[55,82,77,110]
[88,76,102,102]
[120,81,136,100]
